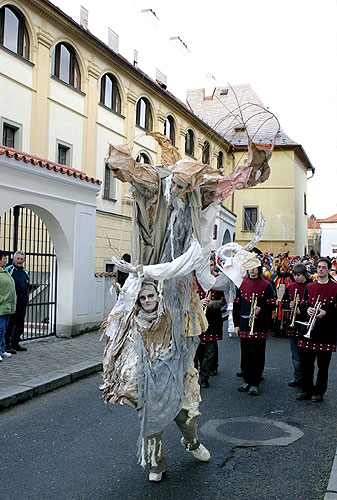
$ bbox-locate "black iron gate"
[0,206,57,340]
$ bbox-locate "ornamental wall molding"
[37,27,54,49]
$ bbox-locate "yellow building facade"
[187,85,315,256]
[0,0,233,272]
[233,148,310,255]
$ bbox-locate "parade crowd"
[197,249,337,404]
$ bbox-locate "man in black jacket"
[5,250,30,353]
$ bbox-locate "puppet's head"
[138,281,159,313]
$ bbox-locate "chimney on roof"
[140,8,159,23]
[108,28,119,53]
[156,68,167,89]
[133,49,138,67]
[80,5,89,30]
[204,73,216,99]
[169,36,190,54]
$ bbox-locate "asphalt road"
[2,326,337,500]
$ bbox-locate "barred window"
[104,164,117,200]
[243,207,258,231]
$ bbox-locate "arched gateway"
[0,146,102,338]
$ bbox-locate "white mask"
[139,284,159,313]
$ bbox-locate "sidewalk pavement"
[0,330,104,409]
[1,330,337,499]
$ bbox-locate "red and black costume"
[272,269,294,336]
[282,281,308,338]
[233,276,275,388]
[282,281,310,384]
[195,280,225,383]
[298,279,337,397]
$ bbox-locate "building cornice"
[26,0,230,151]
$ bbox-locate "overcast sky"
[53,0,337,218]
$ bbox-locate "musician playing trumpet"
[195,258,225,388]
[296,258,337,403]
[233,264,275,396]
[282,264,311,388]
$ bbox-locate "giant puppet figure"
[100,132,273,481]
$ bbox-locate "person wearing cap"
[233,265,275,396]
[195,257,225,387]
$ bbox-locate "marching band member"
[296,258,337,402]
[195,258,225,388]
[233,265,275,396]
[282,264,311,387]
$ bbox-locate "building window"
[136,152,151,164]
[104,164,117,200]
[58,144,69,165]
[185,129,194,156]
[243,207,258,231]
[304,193,307,215]
[136,97,153,131]
[164,115,175,145]
[202,141,210,164]
[56,140,72,166]
[217,151,224,169]
[0,5,29,59]
[1,119,21,149]
[51,42,81,90]
[104,261,115,273]
[2,123,16,148]
[100,73,121,113]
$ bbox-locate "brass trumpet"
[296,295,321,339]
[249,293,258,336]
[304,296,321,339]
[202,291,211,313]
[289,290,300,328]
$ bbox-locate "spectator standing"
[5,250,30,353]
[0,251,16,361]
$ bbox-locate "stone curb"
[325,451,337,499]
[0,360,102,410]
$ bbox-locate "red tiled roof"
[0,145,102,185]
[317,214,337,223]
[307,218,321,229]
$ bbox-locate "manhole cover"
[200,417,303,446]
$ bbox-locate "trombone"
[289,290,300,328]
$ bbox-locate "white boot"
[149,471,163,482]
[181,438,211,462]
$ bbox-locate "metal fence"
[0,206,57,339]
